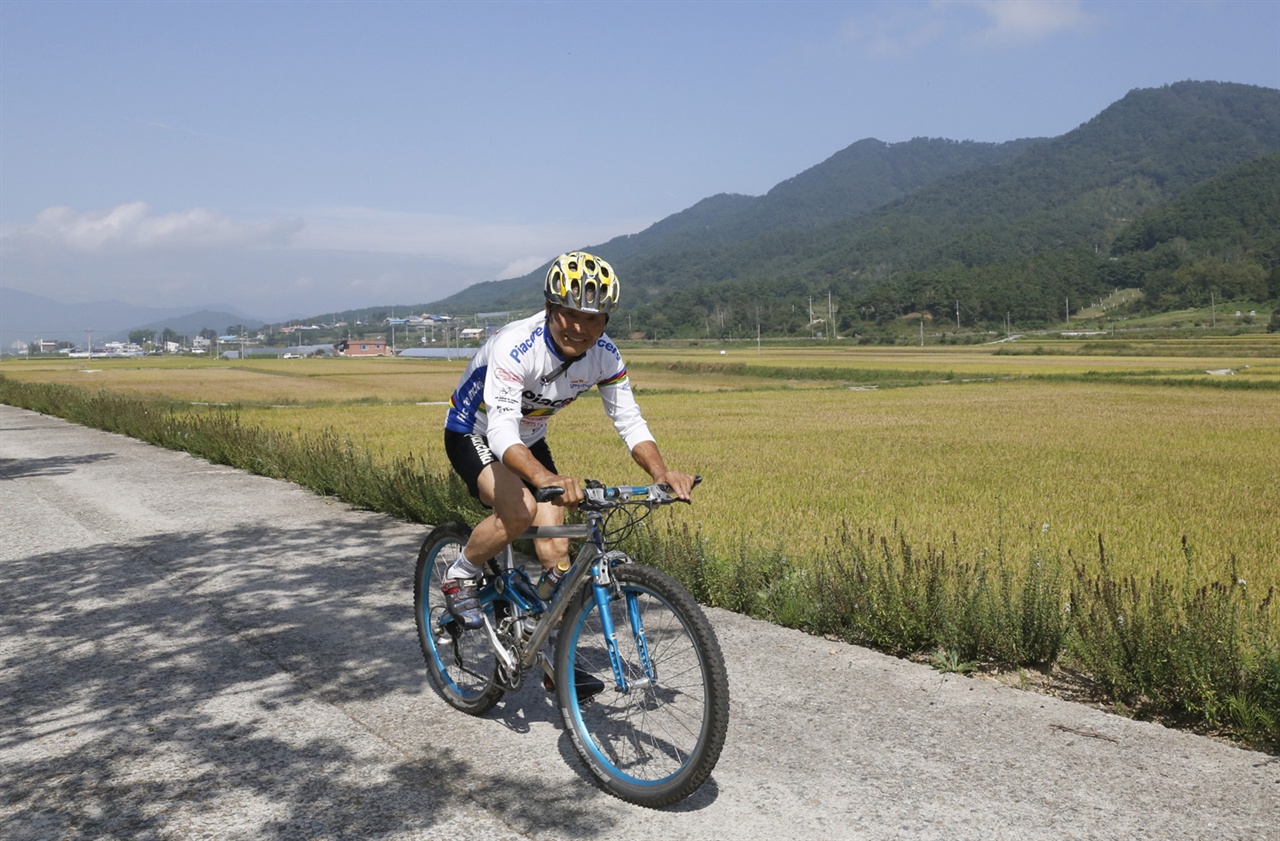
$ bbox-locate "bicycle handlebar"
[535,476,702,508]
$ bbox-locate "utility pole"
[86,329,92,360]
[955,300,960,331]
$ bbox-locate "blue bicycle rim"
[564,584,694,788]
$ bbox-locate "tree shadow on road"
[0,517,638,839]
[0,452,115,479]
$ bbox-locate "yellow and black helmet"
[544,251,619,315]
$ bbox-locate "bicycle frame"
[464,505,653,694]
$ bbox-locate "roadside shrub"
[1067,537,1279,747]
[2,374,1274,750]
[0,375,481,526]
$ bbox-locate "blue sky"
[2,0,1278,320]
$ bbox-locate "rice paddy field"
[6,338,1278,588]
[9,336,1280,745]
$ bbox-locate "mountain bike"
[413,479,729,808]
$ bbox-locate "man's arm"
[502,443,585,506]
[630,440,696,501]
[595,354,695,501]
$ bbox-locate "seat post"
[496,544,516,572]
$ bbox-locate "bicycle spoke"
[556,563,729,807]
[414,523,504,715]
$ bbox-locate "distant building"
[335,337,392,357]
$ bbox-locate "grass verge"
[3,374,1276,751]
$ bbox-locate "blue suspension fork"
[591,564,657,693]
[627,587,657,683]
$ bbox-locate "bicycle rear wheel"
[414,522,504,715]
[556,562,730,808]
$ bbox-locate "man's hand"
[630,440,696,502]
[501,444,584,507]
[654,469,697,502]
[538,474,584,507]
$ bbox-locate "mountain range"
[427,80,1280,335]
[0,286,261,349]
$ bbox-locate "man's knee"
[535,537,570,565]
[492,491,537,535]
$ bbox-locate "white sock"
[444,551,483,581]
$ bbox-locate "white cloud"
[499,255,555,279]
[0,202,654,317]
[290,205,649,279]
[1,202,649,284]
[966,0,1091,45]
[3,202,301,253]
[840,1,1090,55]
[840,6,946,57]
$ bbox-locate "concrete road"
[2,404,1277,840]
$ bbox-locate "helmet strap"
[540,355,581,386]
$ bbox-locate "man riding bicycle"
[440,251,697,656]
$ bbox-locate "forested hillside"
[1108,152,1280,309]
[429,81,1280,337]
[436,135,1041,313]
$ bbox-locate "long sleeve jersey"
[444,312,655,463]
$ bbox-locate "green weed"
[2,374,1276,751]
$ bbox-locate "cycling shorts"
[444,429,557,505]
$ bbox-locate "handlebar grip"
[535,486,565,503]
[656,475,703,494]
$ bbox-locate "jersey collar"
[541,316,567,361]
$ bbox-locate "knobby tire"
[413,522,505,715]
[555,562,730,808]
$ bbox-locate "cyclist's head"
[544,251,619,315]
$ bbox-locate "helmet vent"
[543,250,619,314]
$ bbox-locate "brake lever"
[655,475,702,504]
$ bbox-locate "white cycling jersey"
[444,312,654,463]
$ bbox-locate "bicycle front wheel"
[414,522,504,715]
[556,562,730,808]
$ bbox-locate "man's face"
[547,305,607,357]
